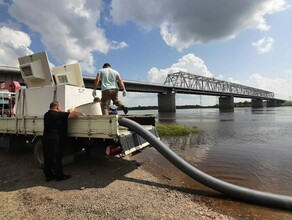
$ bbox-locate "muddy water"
[131,107,292,219]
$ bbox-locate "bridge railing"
[164,71,274,99]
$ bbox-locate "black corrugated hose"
[118,117,292,210]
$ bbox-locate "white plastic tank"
[74,98,102,115]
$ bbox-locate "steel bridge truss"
[163,71,274,99]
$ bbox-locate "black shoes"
[45,176,56,182]
[123,106,128,115]
[45,174,71,182]
[56,174,71,181]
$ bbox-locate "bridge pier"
[267,99,277,107]
[219,96,234,110]
[267,99,283,107]
[251,98,264,108]
[158,92,176,112]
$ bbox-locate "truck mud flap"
[119,127,158,156]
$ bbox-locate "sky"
[0,0,292,107]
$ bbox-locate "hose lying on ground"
[118,117,292,210]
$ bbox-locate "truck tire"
[33,138,44,169]
[33,137,75,169]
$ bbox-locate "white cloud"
[110,41,128,50]
[110,0,287,50]
[252,36,274,53]
[0,26,33,67]
[8,0,127,73]
[285,69,292,74]
[147,53,213,83]
[246,73,292,100]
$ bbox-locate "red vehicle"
[0,81,21,117]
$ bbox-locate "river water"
[130,107,292,219]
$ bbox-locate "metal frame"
[164,71,274,99]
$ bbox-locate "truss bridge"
[0,67,285,112]
[164,71,274,99]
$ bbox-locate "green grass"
[156,123,198,136]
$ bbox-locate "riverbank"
[0,148,235,220]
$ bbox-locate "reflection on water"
[130,107,292,219]
[161,134,210,164]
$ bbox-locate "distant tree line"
[283,101,292,106]
[128,101,252,110]
[129,100,292,110]
[234,101,251,107]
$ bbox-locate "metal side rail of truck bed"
[0,114,158,164]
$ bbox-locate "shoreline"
[0,148,235,219]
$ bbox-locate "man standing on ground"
[42,101,82,182]
[92,63,128,115]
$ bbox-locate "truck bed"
[0,114,156,138]
[0,114,157,156]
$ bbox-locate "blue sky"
[0,0,292,107]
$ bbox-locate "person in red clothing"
[42,101,82,181]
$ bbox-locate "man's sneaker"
[123,107,128,115]
[56,174,71,181]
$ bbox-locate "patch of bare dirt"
[0,148,235,220]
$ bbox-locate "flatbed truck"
[0,51,158,167]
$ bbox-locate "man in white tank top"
[92,63,128,115]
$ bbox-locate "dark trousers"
[42,138,63,178]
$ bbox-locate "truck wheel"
[33,139,44,169]
[33,138,75,168]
